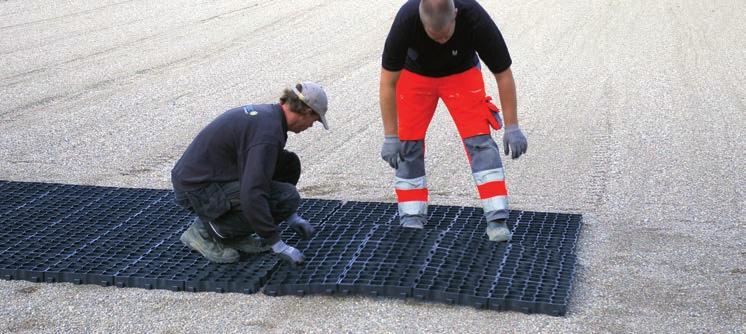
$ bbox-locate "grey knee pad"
[396,140,426,179]
[463,135,502,172]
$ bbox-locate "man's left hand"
[503,124,528,159]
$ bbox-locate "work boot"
[180,218,240,263]
[400,215,426,229]
[486,220,512,242]
[225,234,271,254]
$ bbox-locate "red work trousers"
[394,67,508,222]
[396,67,501,141]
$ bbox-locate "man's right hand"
[287,213,315,240]
[381,135,401,169]
[271,240,305,268]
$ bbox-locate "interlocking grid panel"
[0,181,582,316]
[264,202,582,316]
[0,181,340,293]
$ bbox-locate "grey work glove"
[380,135,401,169]
[503,124,528,159]
[287,213,315,240]
[272,240,305,268]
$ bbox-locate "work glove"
[272,240,305,268]
[287,213,315,240]
[503,124,528,159]
[380,135,401,169]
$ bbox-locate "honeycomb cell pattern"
[0,181,582,316]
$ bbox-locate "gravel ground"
[1,0,744,333]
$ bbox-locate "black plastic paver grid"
[0,181,582,316]
[0,181,341,293]
[263,203,582,316]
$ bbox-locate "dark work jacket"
[172,104,288,243]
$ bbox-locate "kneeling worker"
[171,82,330,267]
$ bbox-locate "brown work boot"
[180,218,240,263]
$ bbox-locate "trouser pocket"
[185,183,231,222]
[484,96,502,131]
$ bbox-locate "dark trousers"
[173,150,301,241]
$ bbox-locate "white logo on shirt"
[243,106,258,115]
[452,50,458,56]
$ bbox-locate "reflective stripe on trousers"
[464,135,509,221]
[473,168,508,216]
[395,176,427,216]
[395,140,428,217]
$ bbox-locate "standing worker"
[379,0,528,241]
[172,82,330,266]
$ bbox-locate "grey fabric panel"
[484,203,508,222]
[463,135,510,222]
[394,176,427,189]
[485,209,509,221]
[472,168,505,186]
[463,135,502,173]
[398,201,428,216]
[396,140,426,179]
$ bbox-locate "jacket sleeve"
[472,3,512,74]
[381,7,412,71]
[239,143,281,244]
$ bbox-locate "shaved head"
[419,0,456,31]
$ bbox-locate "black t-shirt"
[171,104,288,242]
[382,0,512,77]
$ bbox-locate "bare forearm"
[494,68,518,127]
[380,88,398,135]
[379,69,400,136]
